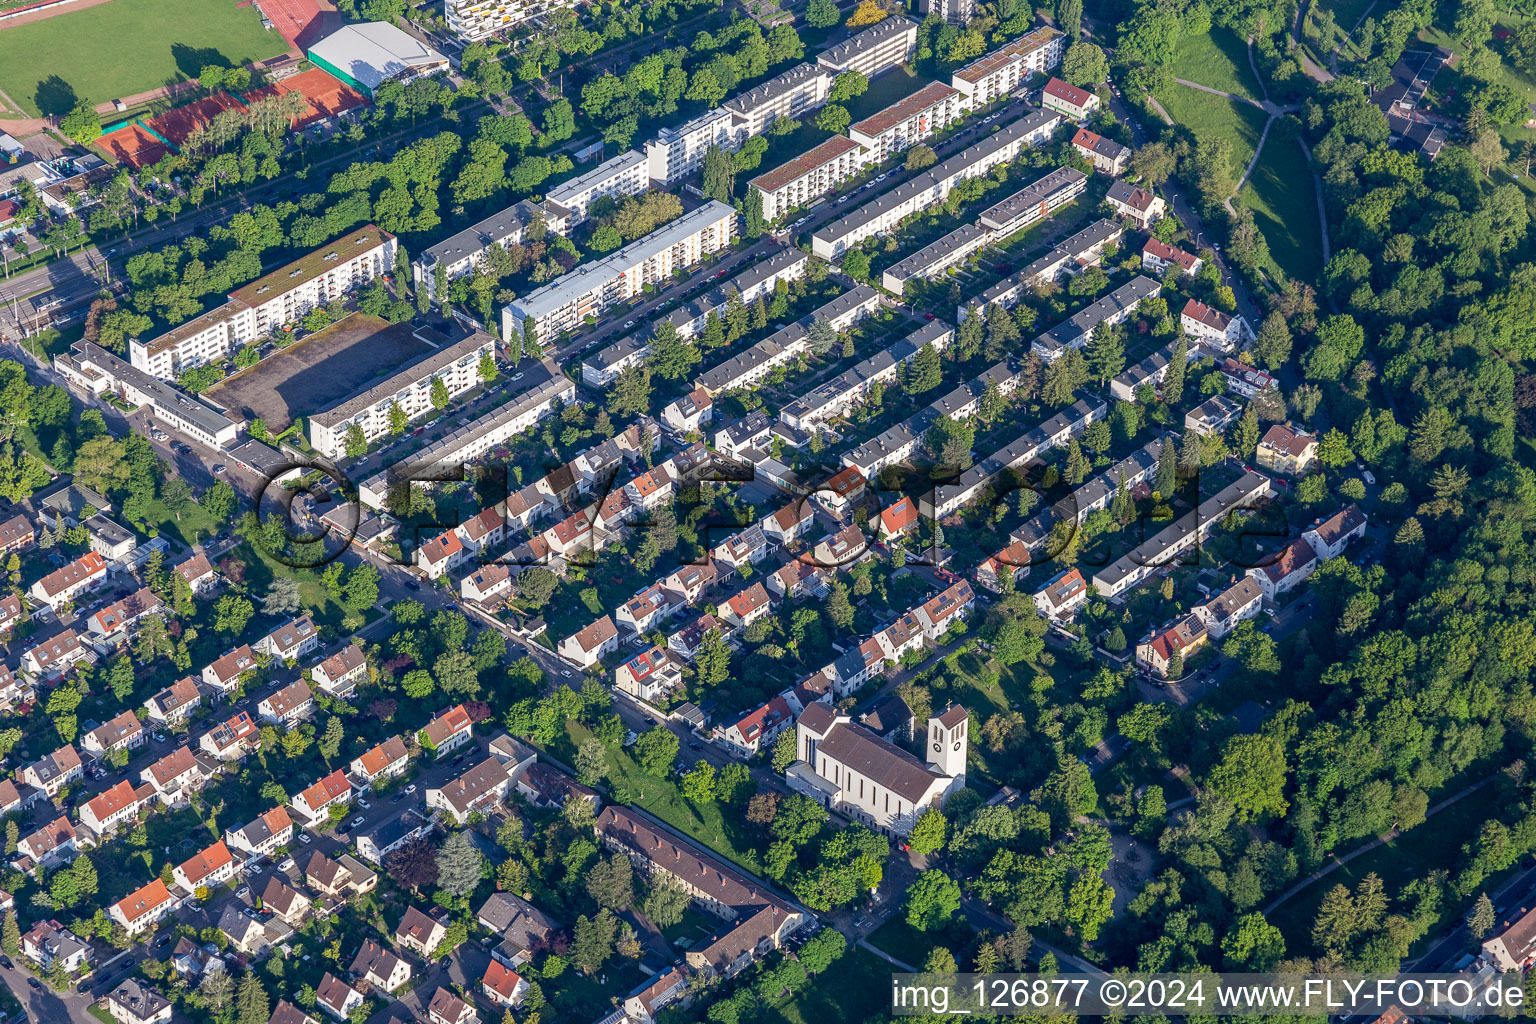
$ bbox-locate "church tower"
[926,704,968,781]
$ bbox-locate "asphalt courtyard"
[203,312,434,429]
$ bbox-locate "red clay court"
[147,91,248,146]
[253,0,328,49]
[244,67,364,128]
[94,124,170,169]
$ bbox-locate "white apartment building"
[502,201,735,341]
[307,327,496,458]
[965,218,1123,321]
[412,200,566,302]
[1093,472,1271,598]
[695,285,880,394]
[949,26,1064,108]
[129,226,397,379]
[646,108,740,185]
[848,82,964,162]
[54,342,242,450]
[919,0,972,25]
[812,110,1056,259]
[1032,275,1161,362]
[816,17,920,78]
[723,63,832,138]
[543,149,650,225]
[444,0,576,40]
[750,135,866,224]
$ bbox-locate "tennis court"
[148,91,247,145]
[95,124,170,168]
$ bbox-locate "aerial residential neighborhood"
[0,0,1527,1018]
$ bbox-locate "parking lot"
[202,314,438,430]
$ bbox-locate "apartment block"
[444,0,578,40]
[543,149,650,225]
[723,63,832,138]
[848,82,963,162]
[307,327,496,458]
[750,135,866,224]
[962,218,1122,321]
[502,202,735,341]
[817,17,920,78]
[412,200,566,302]
[645,108,740,185]
[949,26,1064,108]
[129,226,397,379]
[812,108,1058,259]
[1032,275,1161,362]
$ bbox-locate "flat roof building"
[503,201,736,341]
[543,149,650,225]
[307,23,449,97]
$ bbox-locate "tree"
[610,364,652,417]
[702,145,736,203]
[344,423,367,458]
[682,760,716,803]
[846,0,887,26]
[905,870,961,931]
[386,839,439,892]
[214,594,254,635]
[1468,892,1497,938]
[586,855,635,910]
[829,70,868,103]
[1061,42,1108,88]
[905,144,937,172]
[909,808,947,855]
[770,729,798,773]
[318,716,345,761]
[429,377,451,412]
[435,830,485,899]
[806,0,839,27]
[60,100,102,144]
[1216,910,1286,970]
[1207,734,1289,822]
[236,974,270,1024]
[641,876,691,929]
[696,627,730,685]
[816,104,851,135]
[634,727,679,776]
[1,912,17,957]
[570,909,619,974]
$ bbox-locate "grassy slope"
[0,0,286,116]
[1167,27,1264,101]
[1267,783,1502,950]
[1239,132,1325,284]
[1153,84,1269,177]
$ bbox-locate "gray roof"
[507,202,736,324]
[814,108,1060,246]
[1034,276,1160,356]
[1094,471,1269,588]
[68,341,238,439]
[815,719,945,801]
[724,62,828,118]
[976,166,1086,232]
[421,199,546,267]
[309,327,494,428]
[781,320,951,423]
[816,16,918,70]
[477,891,560,950]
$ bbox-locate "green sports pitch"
[0,0,287,117]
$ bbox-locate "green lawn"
[0,0,287,116]
[1154,84,1270,179]
[1167,27,1263,101]
[1311,0,1378,57]
[567,721,767,874]
[1268,783,1503,952]
[760,948,896,1024]
[1238,131,1324,285]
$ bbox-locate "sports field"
[0,0,287,116]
